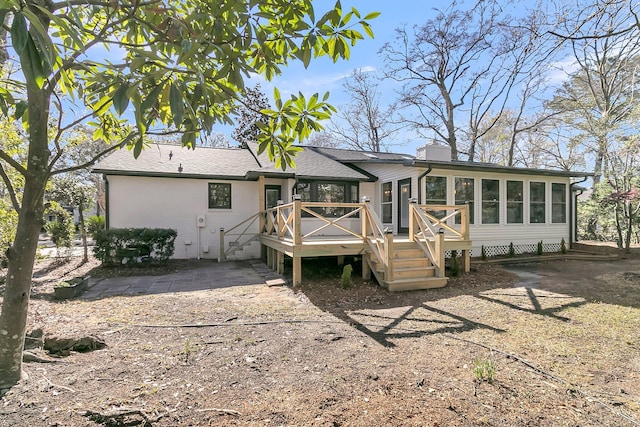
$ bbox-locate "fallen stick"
[196,407,241,416]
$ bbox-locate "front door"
[265,185,282,209]
[398,178,411,234]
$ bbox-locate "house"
[93,143,590,290]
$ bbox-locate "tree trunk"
[0,66,51,389]
[79,205,88,263]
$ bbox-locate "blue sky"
[240,0,431,154]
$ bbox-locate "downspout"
[417,165,433,204]
[569,176,589,248]
[104,175,110,229]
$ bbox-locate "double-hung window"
[529,182,546,223]
[481,179,499,224]
[506,181,523,224]
[552,183,567,223]
[454,178,474,224]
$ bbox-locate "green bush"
[44,203,75,250]
[87,215,106,239]
[481,245,487,261]
[93,228,177,266]
[560,238,567,254]
[537,240,543,256]
[508,242,515,257]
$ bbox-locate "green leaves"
[3,0,378,170]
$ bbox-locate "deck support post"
[435,229,445,278]
[293,256,302,288]
[408,199,418,242]
[362,256,371,280]
[337,255,344,266]
[462,250,470,273]
[277,251,284,274]
[266,246,273,269]
[218,228,225,262]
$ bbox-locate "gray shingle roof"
[308,146,415,162]
[92,143,372,181]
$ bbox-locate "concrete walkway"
[82,259,286,299]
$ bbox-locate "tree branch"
[0,149,27,176]
[51,133,137,175]
[0,162,21,212]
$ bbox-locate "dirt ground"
[1,249,640,427]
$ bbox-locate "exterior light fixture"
[178,163,183,173]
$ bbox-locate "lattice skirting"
[445,242,562,258]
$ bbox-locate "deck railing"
[219,201,469,282]
[409,202,469,277]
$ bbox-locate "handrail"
[218,211,264,261]
[409,203,469,277]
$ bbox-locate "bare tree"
[306,131,341,148]
[327,69,399,152]
[548,3,640,185]
[381,0,551,161]
[232,84,270,147]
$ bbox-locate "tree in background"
[305,131,341,148]
[380,0,552,161]
[327,69,399,152]
[0,119,24,263]
[48,175,94,263]
[0,0,378,390]
[232,84,270,147]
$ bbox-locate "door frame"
[397,178,411,234]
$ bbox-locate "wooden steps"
[365,240,448,291]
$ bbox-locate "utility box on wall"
[196,214,206,228]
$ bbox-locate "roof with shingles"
[307,146,415,162]
[92,143,371,181]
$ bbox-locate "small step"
[386,277,448,291]
[392,257,432,269]
[392,266,436,280]
[392,248,425,259]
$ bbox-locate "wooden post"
[460,204,469,241]
[277,251,285,274]
[384,229,394,282]
[435,229,445,277]
[462,249,470,273]
[293,195,302,246]
[408,198,418,242]
[266,246,273,269]
[361,196,370,240]
[218,228,225,262]
[293,256,302,288]
[362,256,371,280]
[337,255,344,266]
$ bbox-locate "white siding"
[107,175,262,260]
[355,163,573,254]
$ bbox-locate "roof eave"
[408,160,593,178]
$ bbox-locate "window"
[454,177,474,224]
[208,183,231,209]
[506,180,523,224]
[529,182,546,223]
[382,182,392,223]
[552,183,567,223]
[295,180,359,217]
[265,185,281,209]
[481,179,499,224]
[425,176,447,218]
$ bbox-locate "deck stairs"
[365,239,448,291]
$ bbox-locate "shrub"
[449,249,459,276]
[87,215,106,239]
[93,228,177,266]
[44,203,75,252]
[341,264,353,289]
[508,242,515,257]
[537,240,543,256]
[560,238,567,254]
[481,245,487,261]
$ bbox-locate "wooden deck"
[220,200,472,291]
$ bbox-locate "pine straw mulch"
[0,253,639,426]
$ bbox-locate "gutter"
[569,176,589,248]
